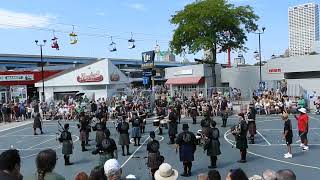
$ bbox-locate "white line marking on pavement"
[256,130,271,145]
[0,121,33,133]
[121,127,159,168]
[25,136,57,150]
[224,130,320,170]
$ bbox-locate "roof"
[0,53,99,60]
[165,77,204,85]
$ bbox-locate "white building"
[289,3,319,56]
[35,59,131,102]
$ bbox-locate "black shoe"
[127,152,131,156]
[138,144,141,146]
[40,131,44,134]
[188,172,191,176]
[34,133,38,135]
[237,160,247,163]
[82,149,88,152]
[122,153,125,156]
[181,173,188,177]
[208,165,217,169]
[134,144,137,146]
[65,162,74,166]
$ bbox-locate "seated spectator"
[262,169,276,180]
[75,172,89,180]
[28,149,65,180]
[208,170,221,180]
[197,173,208,180]
[226,168,248,180]
[154,163,178,180]
[89,166,107,180]
[104,159,122,180]
[275,169,296,180]
[248,175,262,180]
[0,149,23,180]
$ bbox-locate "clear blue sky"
[0,0,317,64]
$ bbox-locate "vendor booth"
[35,59,131,102]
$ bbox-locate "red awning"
[165,77,204,85]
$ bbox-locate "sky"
[0,0,318,65]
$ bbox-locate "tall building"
[289,3,319,56]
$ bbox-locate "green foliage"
[170,0,259,56]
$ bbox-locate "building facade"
[289,3,319,56]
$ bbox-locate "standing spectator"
[282,113,293,158]
[226,168,248,180]
[28,149,65,180]
[294,108,309,151]
[0,149,23,180]
[275,169,296,180]
[1,103,9,123]
[154,163,178,180]
[103,159,122,180]
[204,121,221,169]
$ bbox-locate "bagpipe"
[230,124,241,137]
[57,120,65,143]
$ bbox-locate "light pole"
[254,27,266,88]
[35,40,47,102]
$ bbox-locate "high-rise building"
[288,3,319,56]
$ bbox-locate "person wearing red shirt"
[294,108,309,151]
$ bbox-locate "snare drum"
[153,120,160,126]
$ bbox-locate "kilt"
[62,141,73,155]
[201,127,211,137]
[131,127,141,138]
[80,131,87,142]
[179,145,194,162]
[247,121,256,135]
[99,153,113,166]
[33,119,42,129]
[236,136,248,150]
[147,152,162,169]
[119,133,130,145]
[96,131,105,144]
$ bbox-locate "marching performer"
[138,107,147,134]
[93,118,106,145]
[146,131,164,180]
[204,121,221,169]
[92,129,118,166]
[190,104,198,124]
[200,112,212,137]
[247,104,257,144]
[116,116,131,156]
[58,123,73,166]
[168,106,178,144]
[78,113,89,152]
[176,124,197,177]
[33,112,43,135]
[130,112,142,146]
[232,113,248,163]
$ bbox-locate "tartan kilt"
[131,127,141,138]
[80,130,87,142]
[33,120,42,129]
[62,141,73,155]
[119,133,130,145]
[247,121,256,135]
[96,131,105,144]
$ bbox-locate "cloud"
[0,9,52,29]
[129,3,146,11]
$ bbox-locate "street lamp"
[35,40,46,102]
[254,27,266,87]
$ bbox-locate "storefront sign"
[268,68,281,74]
[77,72,104,83]
[110,74,120,81]
[141,51,155,69]
[174,69,193,76]
[0,74,34,81]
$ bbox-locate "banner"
[0,74,34,81]
[141,51,155,69]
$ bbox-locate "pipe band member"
[190,104,198,124]
[58,123,73,166]
[116,115,131,156]
[247,103,257,144]
[130,112,142,146]
[147,131,164,180]
[204,121,221,169]
[78,112,89,152]
[93,118,106,146]
[176,124,197,177]
[232,113,248,163]
[168,106,178,144]
[33,112,43,135]
[92,129,118,166]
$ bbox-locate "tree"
[170,0,259,86]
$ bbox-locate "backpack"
[182,132,192,143]
[134,118,140,126]
[150,141,159,152]
[59,131,68,142]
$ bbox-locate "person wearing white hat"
[294,108,309,151]
[104,159,122,180]
[154,163,178,180]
